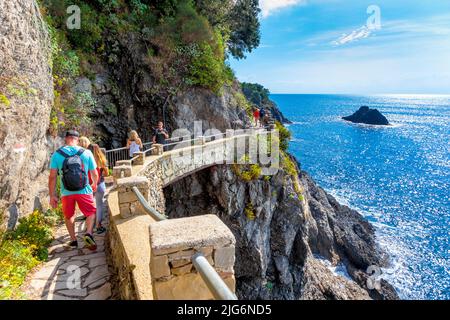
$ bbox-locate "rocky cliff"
[164,161,398,300]
[0,0,59,229]
[1,0,398,300]
[80,36,252,149]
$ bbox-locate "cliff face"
[164,163,398,300]
[0,0,58,229]
[1,1,398,300]
[82,33,252,149]
[241,82,291,124]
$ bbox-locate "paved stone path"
[21,202,116,300]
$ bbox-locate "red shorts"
[61,194,96,219]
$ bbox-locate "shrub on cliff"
[275,121,291,152]
[0,240,38,300]
[232,154,262,182]
[188,39,233,93]
[0,209,62,299]
[4,211,54,261]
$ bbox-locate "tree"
[241,82,270,106]
[193,0,261,60]
[226,0,261,59]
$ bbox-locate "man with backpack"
[48,130,99,250]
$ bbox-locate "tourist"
[259,107,266,127]
[91,144,108,234]
[79,136,91,149]
[152,121,169,148]
[48,130,98,251]
[126,130,143,159]
[253,107,260,127]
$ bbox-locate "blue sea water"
[270,94,450,300]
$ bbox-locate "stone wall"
[106,190,155,300]
[149,215,236,300]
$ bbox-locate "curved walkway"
[21,186,116,300]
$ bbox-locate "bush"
[281,152,297,177]
[275,121,291,152]
[188,42,226,93]
[0,240,38,300]
[232,154,262,182]
[234,92,253,118]
[0,208,62,300]
[0,94,10,108]
[244,203,255,221]
[5,211,54,261]
[280,151,304,201]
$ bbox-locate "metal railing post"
[131,186,167,221]
[192,253,237,300]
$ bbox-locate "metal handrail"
[106,127,270,168]
[130,187,237,300]
[131,186,167,221]
[192,254,237,300]
[166,134,194,142]
[106,146,129,152]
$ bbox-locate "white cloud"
[333,25,372,46]
[260,0,306,17]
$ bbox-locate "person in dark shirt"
[259,107,266,120]
[152,121,169,145]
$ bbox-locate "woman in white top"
[126,130,143,158]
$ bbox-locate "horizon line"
[268,93,450,96]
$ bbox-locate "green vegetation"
[0,209,63,300]
[0,93,10,108]
[232,154,262,182]
[43,9,94,136]
[0,241,38,300]
[244,203,256,220]
[280,151,304,202]
[234,91,253,117]
[38,0,262,134]
[275,121,291,152]
[241,82,270,107]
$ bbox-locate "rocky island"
[0,0,397,300]
[343,106,390,125]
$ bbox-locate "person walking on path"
[152,121,169,150]
[79,136,91,149]
[91,144,108,234]
[48,130,98,250]
[126,130,143,159]
[253,108,260,127]
[259,107,266,127]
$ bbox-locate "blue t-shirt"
[49,146,97,196]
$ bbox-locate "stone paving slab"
[21,200,114,300]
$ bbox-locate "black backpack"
[56,148,88,191]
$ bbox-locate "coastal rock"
[0,0,56,227]
[343,106,389,125]
[164,163,399,300]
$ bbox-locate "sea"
[270,94,450,300]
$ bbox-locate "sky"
[229,0,450,94]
